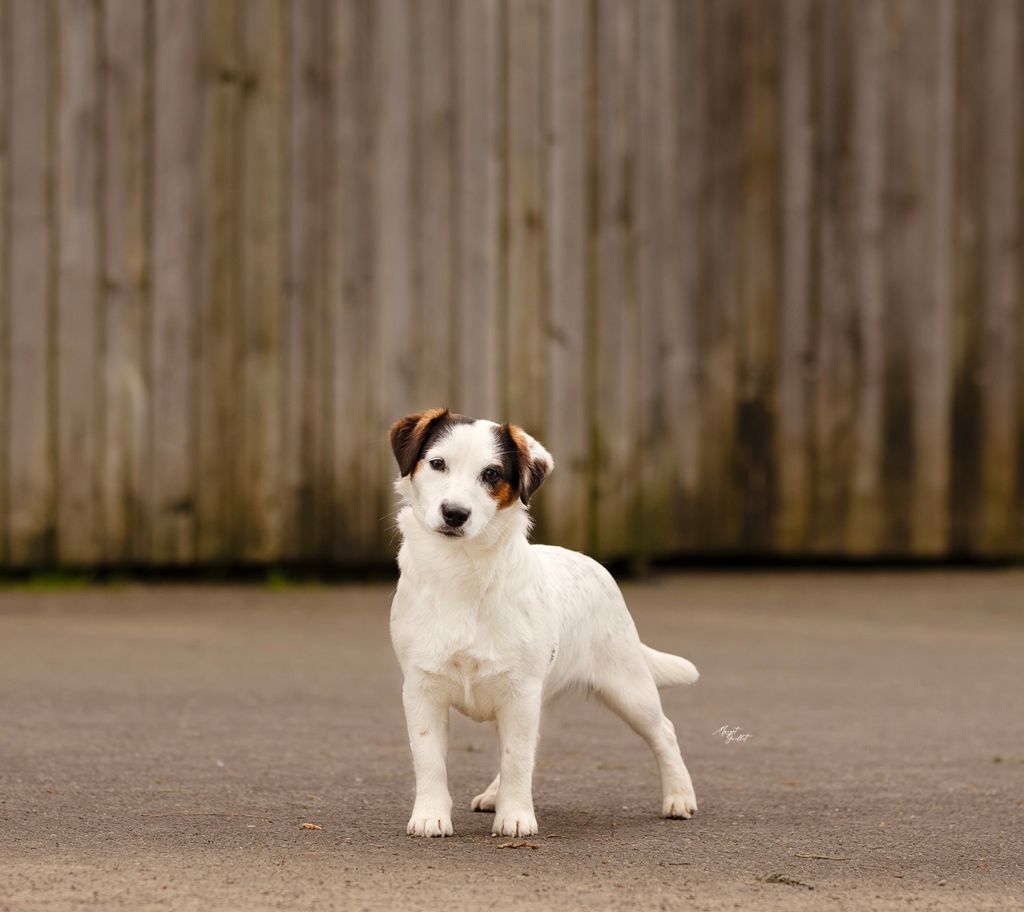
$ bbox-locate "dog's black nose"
[441,503,471,528]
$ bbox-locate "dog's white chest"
[433,649,509,722]
[392,591,521,722]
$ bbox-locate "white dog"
[389,408,699,838]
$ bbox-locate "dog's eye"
[481,466,501,484]
[428,458,446,471]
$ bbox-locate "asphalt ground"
[1,571,1023,911]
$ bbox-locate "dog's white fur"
[390,411,698,838]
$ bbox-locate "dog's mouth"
[438,527,465,539]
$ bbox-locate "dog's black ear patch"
[497,423,551,505]
[493,424,525,507]
[521,455,551,505]
[389,408,451,476]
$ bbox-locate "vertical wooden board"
[285,0,329,560]
[453,0,502,419]
[696,0,741,551]
[239,0,286,562]
[776,0,816,553]
[196,0,242,563]
[674,0,708,552]
[543,0,588,553]
[882,0,953,555]
[505,0,545,429]
[811,0,858,554]
[736,0,781,552]
[150,0,201,563]
[845,0,886,555]
[56,0,102,565]
[634,0,664,557]
[372,0,415,557]
[910,0,955,555]
[505,0,548,534]
[410,0,454,409]
[103,0,149,564]
[7,0,54,566]
[1018,0,1024,555]
[0,0,9,563]
[951,2,984,554]
[879,0,919,553]
[593,0,640,562]
[977,0,1020,553]
[329,0,376,562]
[635,0,685,559]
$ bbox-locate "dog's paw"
[662,791,698,819]
[407,809,454,837]
[471,789,497,812]
[491,808,538,837]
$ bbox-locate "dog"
[389,408,699,837]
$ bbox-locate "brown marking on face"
[491,479,518,509]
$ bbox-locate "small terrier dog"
[389,408,699,837]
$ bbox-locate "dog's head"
[389,408,553,541]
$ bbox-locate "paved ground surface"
[1,571,1023,911]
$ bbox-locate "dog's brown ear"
[520,452,552,504]
[502,424,554,505]
[389,408,450,476]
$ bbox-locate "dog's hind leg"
[595,661,698,819]
[470,773,500,812]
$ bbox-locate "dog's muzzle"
[440,502,470,536]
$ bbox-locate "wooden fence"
[0,0,1022,568]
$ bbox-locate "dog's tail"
[642,644,700,688]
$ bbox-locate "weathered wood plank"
[696,0,742,551]
[0,0,10,564]
[372,0,415,555]
[883,0,955,555]
[196,0,242,564]
[150,0,202,563]
[977,0,1020,554]
[543,0,589,553]
[845,0,886,556]
[593,0,639,562]
[505,0,548,535]
[7,0,54,566]
[410,0,454,410]
[951,1,985,555]
[674,0,708,553]
[102,0,149,564]
[777,0,815,553]
[811,0,890,557]
[909,0,955,555]
[329,0,376,562]
[811,0,858,554]
[56,0,102,565]
[880,0,916,554]
[736,0,781,551]
[239,0,286,562]
[1016,0,1024,556]
[505,0,545,427]
[453,0,502,419]
[635,0,683,560]
[285,0,329,560]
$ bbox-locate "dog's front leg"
[402,679,453,837]
[492,681,542,837]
